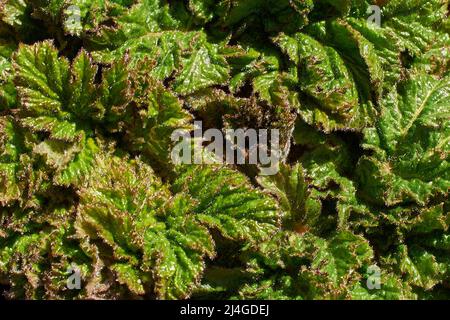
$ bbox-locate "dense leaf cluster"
[0,0,449,299]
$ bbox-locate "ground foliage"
[0,0,449,299]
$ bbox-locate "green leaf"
[54,137,99,186]
[92,30,230,95]
[0,209,91,299]
[88,1,230,94]
[0,116,35,207]
[257,163,321,231]
[123,76,192,169]
[188,0,215,23]
[275,31,374,132]
[99,57,132,119]
[350,272,417,300]
[21,116,80,141]
[0,40,17,109]
[110,263,145,295]
[173,45,229,95]
[382,0,449,55]
[214,0,314,33]
[0,0,27,27]
[392,244,448,290]
[69,50,100,119]
[357,74,450,206]
[238,230,374,299]
[76,155,214,299]
[13,41,70,115]
[173,164,281,243]
[293,120,376,231]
